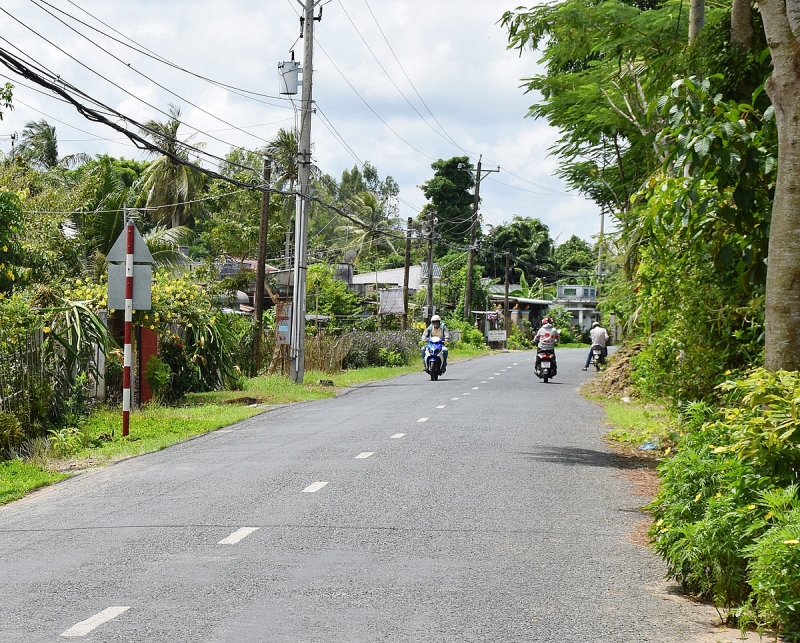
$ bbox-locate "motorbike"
[423,337,445,381]
[534,347,557,383]
[589,344,606,371]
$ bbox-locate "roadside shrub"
[443,319,486,348]
[743,491,800,641]
[649,369,800,633]
[159,334,198,401]
[144,355,172,403]
[0,411,24,458]
[343,330,418,368]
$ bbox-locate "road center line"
[451,397,460,401]
[390,433,406,439]
[436,405,446,409]
[417,417,429,423]
[355,452,374,459]
[302,481,329,493]
[488,377,494,380]
[472,387,480,390]
[462,392,471,396]
[61,606,130,637]
[218,527,259,545]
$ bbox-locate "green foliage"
[483,216,555,282]
[0,411,24,457]
[307,263,361,326]
[649,370,800,634]
[419,156,474,251]
[342,330,419,369]
[144,355,172,403]
[743,491,800,641]
[547,304,573,334]
[0,190,22,293]
[444,318,486,348]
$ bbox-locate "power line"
[314,38,437,162]
[60,0,295,109]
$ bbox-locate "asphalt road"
[0,348,721,642]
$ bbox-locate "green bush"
[0,411,24,458]
[743,491,800,641]
[144,355,172,403]
[649,369,800,633]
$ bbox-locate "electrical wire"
[359,0,467,156]
[62,0,295,108]
[313,38,437,162]
[0,7,267,162]
[26,0,280,148]
[337,0,462,154]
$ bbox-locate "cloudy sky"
[0,0,601,244]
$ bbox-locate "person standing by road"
[583,321,609,370]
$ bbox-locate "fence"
[0,330,46,425]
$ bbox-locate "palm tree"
[334,190,402,264]
[137,104,204,228]
[17,119,89,170]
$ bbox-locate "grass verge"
[2,346,491,505]
[0,460,69,505]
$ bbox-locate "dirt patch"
[587,341,644,399]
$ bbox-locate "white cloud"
[0,0,600,244]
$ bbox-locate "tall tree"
[138,104,204,228]
[483,216,556,283]
[419,156,475,253]
[17,119,88,170]
[759,0,800,370]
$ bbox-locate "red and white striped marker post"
[122,221,134,437]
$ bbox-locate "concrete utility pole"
[289,0,322,383]
[597,205,605,287]
[402,217,412,330]
[426,210,437,323]
[253,156,271,375]
[463,156,499,321]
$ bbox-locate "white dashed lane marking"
[451,397,459,401]
[390,433,406,439]
[489,377,494,380]
[61,607,130,637]
[436,405,446,409]
[218,527,259,545]
[302,481,329,493]
[417,417,429,423]
[355,452,374,459]
[472,387,479,390]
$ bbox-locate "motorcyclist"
[421,314,449,373]
[583,321,609,370]
[534,317,560,373]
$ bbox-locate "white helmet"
[431,315,441,322]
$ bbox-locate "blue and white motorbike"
[424,337,445,381]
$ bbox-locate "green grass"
[601,400,678,452]
[0,460,68,504]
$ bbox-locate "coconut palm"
[137,104,205,228]
[17,119,89,170]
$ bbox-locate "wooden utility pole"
[289,0,322,383]
[463,156,499,321]
[253,157,271,376]
[402,217,412,330]
[504,253,511,336]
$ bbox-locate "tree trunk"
[731,0,754,49]
[760,0,800,371]
[689,0,705,42]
